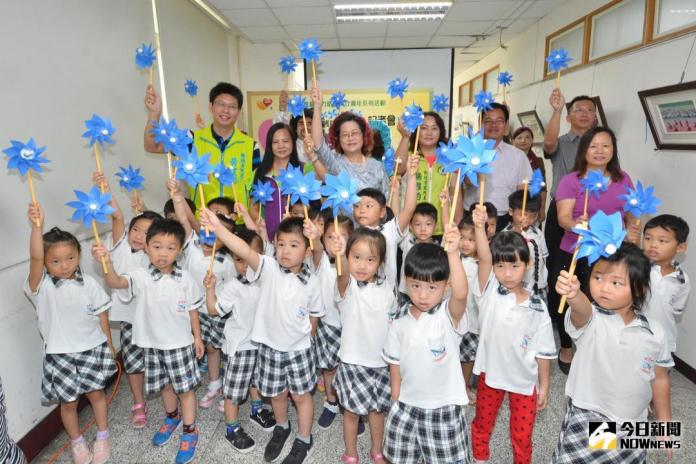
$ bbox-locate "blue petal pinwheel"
[473,91,495,114]
[278,165,303,194]
[580,169,609,199]
[66,186,116,228]
[619,181,661,218]
[287,94,308,118]
[299,38,323,62]
[3,138,49,175]
[150,117,192,157]
[497,71,513,86]
[115,165,145,192]
[432,94,450,113]
[402,104,425,133]
[173,147,213,186]
[546,48,572,72]
[212,161,235,194]
[279,55,297,74]
[135,43,156,69]
[439,132,497,187]
[571,210,626,265]
[383,148,396,177]
[387,77,409,100]
[82,114,116,146]
[286,171,322,206]
[528,168,545,197]
[199,228,216,247]
[184,79,198,97]
[435,140,456,166]
[330,91,347,111]
[250,180,274,206]
[320,171,361,217]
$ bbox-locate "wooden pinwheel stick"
[558,187,590,314]
[387,157,402,206]
[207,240,217,276]
[149,67,154,88]
[194,96,200,117]
[479,175,485,207]
[92,221,109,274]
[521,179,529,216]
[285,194,291,215]
[334,215,342,276]
[198,184,209,234]
[556,70,561,89]
[27,171,40,226]
[303,205,314,250]
[444,169,462,252]
[311,61,317,89]
[167,153,174,180]
[132,190,142,214]
[93,145,106,193]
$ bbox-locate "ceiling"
[209,0,566,66]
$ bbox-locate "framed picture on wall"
[638,81,696,150]
[517,110,545,144]
[565,96,607,127]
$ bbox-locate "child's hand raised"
[92,171,110,191]
[555,270,580,300]
[303,216,321,241]
[310,85,322,108]
[439,187,450,206]
[144,85,161,116]
[195,113,205,130]
[279,90,289,111]
[28,202,44,227]
[131,194,146,213]
[199,207,222,231]
[397,117,409,137]
[166,178,180,197]
[408,154,419,176]
[203,272,216,289]
[442,223,461,254]
[91,243,111,264]
[332,233,346,258]
[304,137,315,155]
[471,204,487,228]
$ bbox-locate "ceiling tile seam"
[263,0,294,53]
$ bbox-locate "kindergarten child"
[382,226,471,464]
[458,213,481,404]
[470,204,556,464]
[470,202,497,239]
[93,219,204,464]
[553,243,674,463]
[397,202,440,302]
[25,204,117,464]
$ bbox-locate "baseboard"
[674,354,696,384]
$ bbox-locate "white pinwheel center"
[404,111,410,117]
[340,191,349,199]
[300,186,307,194]
[595,182,602,188]
[160,129,167,135]
[20,148,35,159]
[184,163,194,172]
[169,137,177,144]
[307,43,313,48]
[123,176,129,182]
[471,157,481,166]
[629,198,638,205]
[604,243,617,255]
[214,173,220,178]
[89,203,97,211]
[137,48,143,53]
[541,181,546,187]
[556,54,561,59]
[101,129,109,136]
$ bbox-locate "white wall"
[453,0,696,366]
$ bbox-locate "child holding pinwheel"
[25,203,117,464]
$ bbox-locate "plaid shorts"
[384,401,471,464]
[120,322,145,374]
[255,344,315,397]
[144,345,201,395]
[552,399,646,464]
[223,350,257,404]
[459,332,479,363]
[315,322,341,370]
[199,312,226,349]
[41,342,117,403]
[334,362,391,415]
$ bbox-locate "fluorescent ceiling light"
[191,0,231,30]
[335,2,451,23]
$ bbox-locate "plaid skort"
[384,401,471,464]
[459,332,479,363]
[315,322,341,370]
[199,312,226,349]
[334,362,391,415]
[41,341,117,403]
[223,350,257,404]
[144,345,201,395]
[255,344,315,397]
[119,322,144,374]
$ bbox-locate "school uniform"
[313,253,341,370]
[551,304,673,464]
[0,377,25,464]
[459,255,480,363]
[251,256,323,397]
[118,263,204,395]
[382,299,471,464]
[642,262,690,352]
[24,269,117,403]
[366,217,404,290]
[503,224,549,296]
[333,277,396,415]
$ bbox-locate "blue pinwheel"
[115,165,145,192]
[619,181,661,218]
[211,162,235,196]
[473,91,495,114]
[580,169,609,199]
[320,172,361,217]
[571,211,626,265]
[184,79,198,97]
[286,171,322,206]
[277,165,303,194]
[528,168,545,197]
[402,104,425,133]
[173,147,213,187]
[150,117,192,157]
[250,180,274,206]
[66,186,116,228]
[199,228,216,247]
[3,138,49,176]
[435,140,456,166]
[546,48,572,72]
[387,77,409,100]
[82,114,116,146]
[432,94,449,113]
[439,132,497,187]
[383,148,396,177]
[330,92,347,111]
[287,94,308,118]
[279,55,297,74]
[322,110,338,120]
[299,38,323,63]
[135,43,156,69]
[497,72,513,86]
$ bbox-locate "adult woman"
[512,127,548,222]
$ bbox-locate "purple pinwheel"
[277,165,303,194]
[320,171,361,217]
[115,165,145,192]
[546,48,572,73]
[135,43,156,69]
[497,71,513,86]
[528,168,545,197]
[619,181,661,218]
[402,104,425,133]
[250,180,274,206]
[3,138,49,176]
[150,117,192,157]
[173,147,213,186]
[66,186,116,228]
[387,77,409,100]
[286,171,322,206]
[287,94,308,118]
[473,91,495,114]
[184,79,198,97]
[330,92,347,111]
[571,210,626,265]
[199,228,216,247]
[383,148,396,177]
[432,94,449,113]
[82,114,116,146]
[299,38,323,63]
[439,132,497,187]
[580,169,609,199]
[279,55,297,74]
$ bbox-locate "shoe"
[317,402,339,430]
[175,431,199,464]
[357,419,365,436]
[70,440,93,464]
[218,399,225,413]
[250,408,277,431]
[281,437,313,464]
[92,437,112,464]
[152,416,181,446]
[341,452,359,463]
[199,387,221,408]
[558,357,571,375]
[264,425,292,462]
[369,451,386,463]
[226,425,256,453]
[131,403,147,429]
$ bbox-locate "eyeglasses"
[213,101,239,111]
[483,118,506,126]
[340,131,361,140]
[571,108,595,115]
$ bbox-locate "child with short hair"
[642,214,690,354]
[164,197,196,221]
[200,212,323,464]
[207,196,236,220]
[458,212,481,404]
[93,219,204,464]
[382,225,471,463]
[26,204,117,464]
[553,243,674,463]
[397,202,439,301]
[470,202,497,238]
[470,204,556,464]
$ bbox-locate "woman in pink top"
[548,127,635,374]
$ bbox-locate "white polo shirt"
[382,299,469,409]
[106,232,149,323]
[313,253,340,328]
[397,232,439,294]
[118,264,204,350]
[473,273,557,395]
[336,277,397,367]
[642,263,690,352]
[565,305,674,422]
[181,232,235,312]
[502,224,549,291]
[461,256,480,334]
[365,217,404,290]
[215,275,261,356]
[24,269,110,354]
[250,256,324,352]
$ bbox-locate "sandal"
[370,451,386,463]
[341,452,359,463]
[131,402,147,429]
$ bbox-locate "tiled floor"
[34,359,695,463]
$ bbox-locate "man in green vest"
[143,82,261,212]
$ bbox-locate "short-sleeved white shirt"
[383,299,469,409]
[502,224,549,291]
[461,256,480,334]
[473,273,557,395]
[181,232,235,312]
[250,256,324,352]
[397,232,439,294]
[118,264,204,350]
[365,217,404,290]
[314,253,340,328]
[642,263,690,352]
[107,232,149,323]
[24,269,110,354]
[565,305,674,422]
[215,275,261,356]
[336,277,397,367]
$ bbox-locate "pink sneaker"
[70,440,93,464]
[92,437,112,464]
[199,387,220,408]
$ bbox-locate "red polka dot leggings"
[471,373,538,464]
